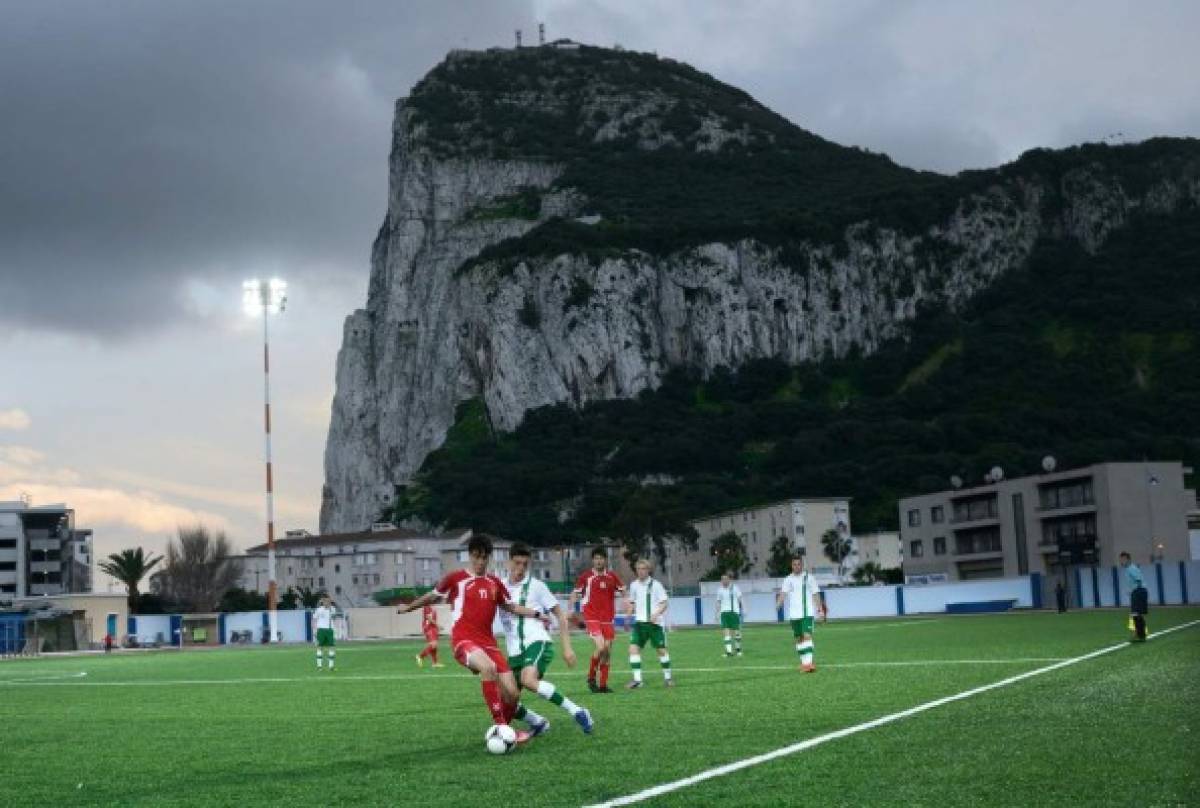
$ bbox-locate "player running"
[399,534,544,739]
[626,558,673,689]
[499,543,594,736]
[571,546,624,693]
[415,604,444,668]
[715,573,744,657]
[313,596,337,671]
[777,555,827,673]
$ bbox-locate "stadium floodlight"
[244,278,287,643]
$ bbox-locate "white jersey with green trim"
[498,574,559,656]
[716,584,742,614]
[781,572,820,620]
[313,606,335,630]
[628,577,668,624]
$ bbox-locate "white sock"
[631,653,643,682]
[735,632,742,652]
[724,638,733,654]
[316,651,323,668]
[661,654,672,681]
[328,650,335,669]
[799,641,813,666]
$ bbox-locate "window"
[335,586,342,595]
[318,577,325,588]
[352,575,358,585]
[373,574,380,585]
[0,538,15,549]
[457,550,468,562]
[421,559,432,571]
[952,495,998,522]
[287,566,293,575]
[751,531,757,543]
[0,561,14,571]
[334,564,340,573]
[907,509,921,527]
[318,558,324,568]
[396,571,405,585]
[1039,478,1095,510]
[933,537,946,555]
[931,506,944,524]
[910,540,924,558]
[394,553,404,564]
[955,527,1002,555]
[536,550,548,562]
[540,569,550,579]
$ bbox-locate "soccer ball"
[485,723,517,755]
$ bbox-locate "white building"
[685,498,851,588]
[0,500,93,603]
[849,531,903,572]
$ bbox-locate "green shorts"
[316,627,335,647]
[790,618,814,638]
[508,641,554,677]
[720,611,742,630]
[631,622,667,649]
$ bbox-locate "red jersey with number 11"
[435,569,509,645]
[574,569,624,623]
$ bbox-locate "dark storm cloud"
[0,0,535,337]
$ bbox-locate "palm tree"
[852,561,883,585]
[820,528,852,580]
[99,548,163,613]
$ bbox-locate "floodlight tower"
[243,278,287,642]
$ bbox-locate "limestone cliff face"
[319,48,1200,533]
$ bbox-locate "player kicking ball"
[414,604,444,668]
[399,535,545,743]
[626,559,674,689]
[572,546,624,693]
[715,573,744,657]
[500,543,594,736]
[777,555,826,673]
[313,596,337,671]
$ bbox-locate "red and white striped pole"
[245,279,286,643]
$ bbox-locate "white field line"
[585,619,1200,808]
[0,671,88,683]
[0,658,1069,688]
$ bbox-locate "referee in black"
[1119,551,1149,642]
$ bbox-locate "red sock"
[418,646,429,659]
[588,655,599,680]
[599,662,610,688]
[481,681,506,725]
[429,646,438,664]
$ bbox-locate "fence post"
[895,586,906,617]
[1111,567,1121,608]
[693,598,702,626]
[1091,567,1101,608]
[1182,561,1190,605]
[1155,563,1165,606]
[1030,573,1043,609]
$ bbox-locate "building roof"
[245,526,469,554]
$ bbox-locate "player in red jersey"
[571,546,624,693]
[414,604,443,668]
[400,534,543,736]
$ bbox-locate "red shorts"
[585,619,615,641]
[452,636,510,674]
[423,628,439,643]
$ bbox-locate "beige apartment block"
[899,461,1196,583]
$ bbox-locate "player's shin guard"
[588,654,599,681]
[630,652,643,683]
[481,681,507,725]
[316,649,323,668]
[734,631,742,652]
[599,662,610,687]
[660,653,672,681]
[723,636,733,655]
[799,640,814,667]
[328,649,335,669]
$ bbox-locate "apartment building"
[899,461,1196,582]
[684,498,852,588]
[0,500,93,603]
[239,525,623,605]
[850,531,903,571]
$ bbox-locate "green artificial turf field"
[2,609,1197,807]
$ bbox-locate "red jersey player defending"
[400,534,543,737]
[414,605,443,668]
[571,546,624,693]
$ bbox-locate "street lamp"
[243,278,287,643]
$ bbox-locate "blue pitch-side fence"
[107,562,1198,645]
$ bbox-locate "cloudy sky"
[2,0,1197,589]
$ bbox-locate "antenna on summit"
[538,23,546,45]
[515,28,522,48]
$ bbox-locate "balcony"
[29,561,61,575]
[951,514,1000,527]
[953,549,1005,561]
[1036,499,1096,516]
[30,538,61,552]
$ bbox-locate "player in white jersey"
[777,555,826,673]
[626,559,673,689]
[714,573,744,657]
[497,543,594,735]
[312,596,337,671]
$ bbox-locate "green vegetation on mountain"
[388,206,1200,544]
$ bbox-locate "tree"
[98,547,163,613]
[703,531,751,580]
[821,528,852,579]
[295,586,325,609]
[766,533,795,577]
[278,587,301,610]
[851,561,883,585]
[610,486,699,568]
[157,526,243,613]
[218,587,269,613]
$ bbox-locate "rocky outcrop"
[319,54,1200,534]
